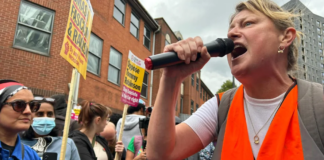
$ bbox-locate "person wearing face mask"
[147,0,324,159]
[21,97,80,160]
[69,100,113,160]
[0,79,41,160]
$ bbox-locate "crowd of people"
[1,0,324,159]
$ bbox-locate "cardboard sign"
[121,51,145,106]
[60,0,94,79]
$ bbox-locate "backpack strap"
[216,88,238,135]
[134,136,143,156]
[296,78,324,154]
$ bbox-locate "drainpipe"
[149,25,161,106]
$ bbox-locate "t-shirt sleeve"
[127,137,135,153]
[183,96,218,147]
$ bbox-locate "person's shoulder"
[23,144,41,159]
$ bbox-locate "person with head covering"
[0,79,41,160]
[21,96,80,160]
[116,101,146,151]
[147,0,324,159]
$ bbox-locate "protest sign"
[60,0,94,79]
[121,51,146,107]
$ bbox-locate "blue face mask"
[31,117,56,136]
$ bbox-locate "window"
[130,12,139,38]
[180,96,183,113]
[320,49,323,55]
[165,39,170,46]
[321,56,323,60]
[143,26,151,49]
[196,77,199,91]
[140,72,149,98]
[319,42,322,48]
[322,80,324,84]
[317,21,320,26]
[196,104,199,111]
[321,63,324,68]
[113,0,125,24]
[203,90,205,101]
[319,35,322,40]
[322,72,324,77]
[191,74,194,86]
[87,33,103,75]
[13,1,54,55]
[318,28,321,34]
[191,100,194,115]
[108,48,122,85]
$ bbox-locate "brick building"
[0,0,158,113]
[152,18,214,120]
[0,0,214,114]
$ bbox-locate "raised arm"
[147,37,211,160]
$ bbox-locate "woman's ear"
[280,27,297,48]
[95,116,101,125]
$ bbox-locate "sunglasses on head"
[2,100,41,113]
[34,97,55,103]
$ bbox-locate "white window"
[108,48,122,85]
[317,21,320,26]
[130,12,139,38]
[87,33,103,75]
[191,74,194,86]
[13,1,54,55]
[113,0,125,24]
[143,26,151,49]
[318,28,321,34]
[140,72,149,98]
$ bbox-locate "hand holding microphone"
[145,37,234,70]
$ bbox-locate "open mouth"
[231,44,247,59]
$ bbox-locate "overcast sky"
[138,0,324,94]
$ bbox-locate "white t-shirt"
[184,89,285,158]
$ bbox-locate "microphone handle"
[146,52,222,70]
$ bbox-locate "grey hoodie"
[116,114,145,150]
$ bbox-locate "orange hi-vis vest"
[212,80,324,160]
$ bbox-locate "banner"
[60,0,94,79]
[121,51,146,106]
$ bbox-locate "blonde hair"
[231,0,303,71]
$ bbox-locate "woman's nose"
[227,26,241,40]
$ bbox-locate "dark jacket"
[69,130,96,160]
[69,130,113,160]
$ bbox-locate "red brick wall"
[0,0,73,96]
[0,0,155,113]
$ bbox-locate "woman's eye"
[245,22,252,26]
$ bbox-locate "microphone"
[145,38,234,70]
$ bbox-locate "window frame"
[108,47,122,85]
[113,0,126,25]
[130,11,140,39]
[140,71,149,98]
[13,0,55,56]
[191,100,194,115]
[143,25,151,50]
[191,74,194,86]
[87,33,103,76]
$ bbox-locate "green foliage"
[217,80,237,93]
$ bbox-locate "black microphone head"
[222,38,234,56]
[205,38,234,57]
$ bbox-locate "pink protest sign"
[121,51,145,106]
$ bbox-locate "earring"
[278,46,285,54]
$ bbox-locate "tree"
[217,80,237,93]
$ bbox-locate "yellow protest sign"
[60,0,94,79]
[121,51,146,106]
